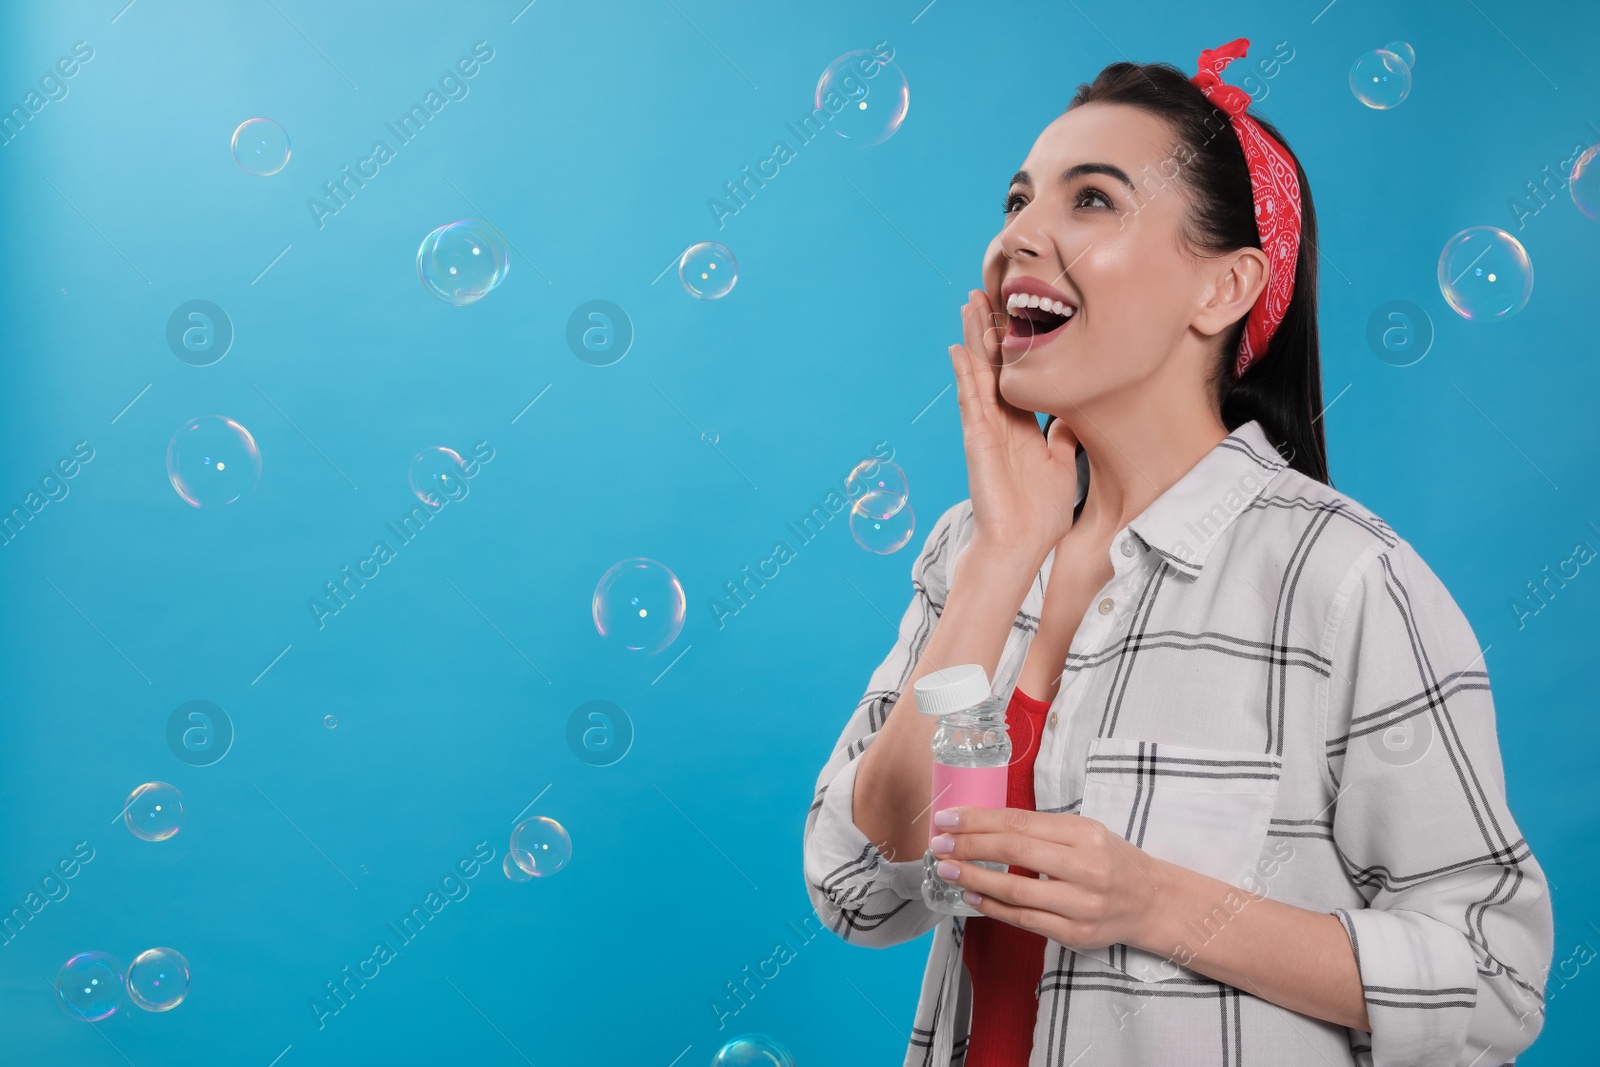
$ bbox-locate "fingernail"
[937,859,960,880]
[963,890,984,906]
[930,833,955,854]
[934,809,960,828]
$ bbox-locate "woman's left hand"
[929,806,1171,952]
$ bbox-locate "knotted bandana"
[1191,38,1302,377]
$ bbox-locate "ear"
[1192,246,1269,338]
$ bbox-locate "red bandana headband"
[1190,38,1302,377]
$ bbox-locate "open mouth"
[1002,292,1076,354]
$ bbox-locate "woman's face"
[979,102,1259,416]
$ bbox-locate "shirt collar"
[1122,419,1287,578]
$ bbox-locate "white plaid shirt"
[803,419,1553,1066]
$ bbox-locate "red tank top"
[960,684,1053,1065]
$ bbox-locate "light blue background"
[1,1,1595,1063]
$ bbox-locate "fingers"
[966,287,1001,367]
[951,289,1004,437]
[961,883,1094,950]
[931,809,1096,886]
[981,311,1008,360]
[948,342,986,442]
[935,830,1053,880]
[961,290,1002,393]
[942,861,1057,913]
[935,806,1086,845]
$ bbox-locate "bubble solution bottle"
[914,663,1012,916]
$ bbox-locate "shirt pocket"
[1071,736,1282,984]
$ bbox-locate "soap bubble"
[1349,48,1411,109]
[711,1034,799,1067]
[510,816,572,877]
[846,458,908,519]
[231,117,291,176]
[1571,144,1600,220]
[1383,40,1416,69]
[124,782,185,842]
[408,446,471,507]
[593,557,686,653]
[127,948,190,1012]
[416,219,510,305]
[679,241,738,299]
[816,50,910,144]
[1382,40,1420,69]
[503,851,534,882]
[55,952,124,1021]
[323,714,338,729]
[1437,227,1533,320]
[167,415,262,507]
[851,493,916,554]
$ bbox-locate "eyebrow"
[1010,162,1137,192]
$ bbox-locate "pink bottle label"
[929,763,1007,842]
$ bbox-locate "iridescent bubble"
[1570,144,1600,220]
[592,557,687,653]
[503,851,534,882]
[231,117,291,176]
[1383,40,1416,69]
[323,714,339,729]
[510,816,572,877]
[416,219,510,305]
[167,415,262,507]
[711,1034,798,1067]
[1349,49,1411,110]
[124,782,184,842]
[679,242,738,299]
[701,431,721,445]
[56,952,124,1021]
[816,50,910,144]
[127,948,190,1012]
[408,446,471,507]
[846,458,908,519]
[1437,227,1533,320]
[851,493,916,554]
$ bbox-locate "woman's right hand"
[948,287,1083,567]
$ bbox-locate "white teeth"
[1006,291,1077,319]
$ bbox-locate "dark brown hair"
[1044,58,1330,487]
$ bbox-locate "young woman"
[802,40,1553,1067]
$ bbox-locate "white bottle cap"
[913,663,993,716]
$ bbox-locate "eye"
[1075,185,1114,210]
[1003,185,1114,217]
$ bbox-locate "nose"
[1000,220,1043,261]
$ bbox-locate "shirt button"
[1120,539,1135,557]
[1047,711,1059,729]
[1098,597,1115,614]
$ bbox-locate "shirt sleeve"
[1322,541,1554,1067]
[802,498,968,949]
